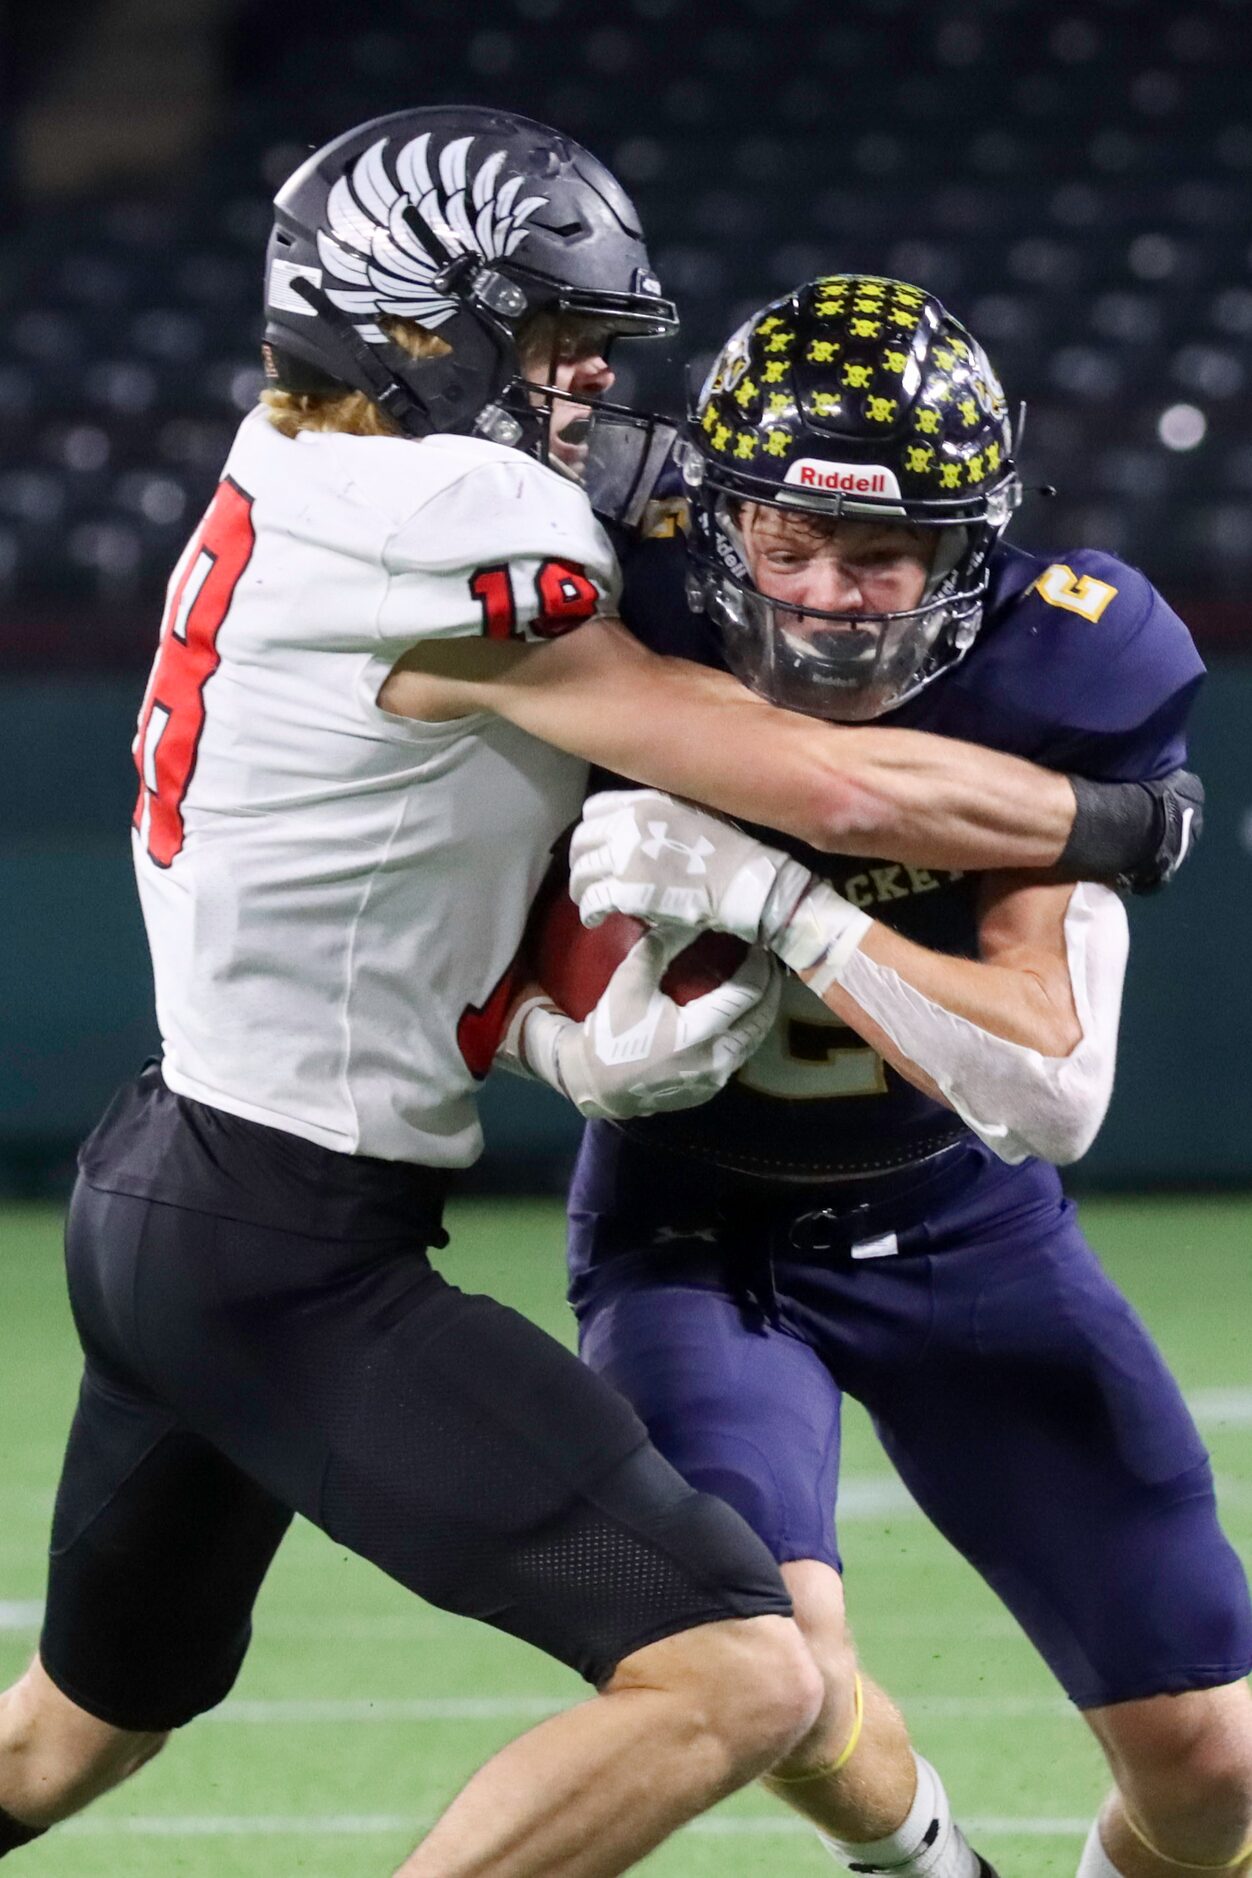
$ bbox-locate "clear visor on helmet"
[699,494,979,723]
[578,402,679,527]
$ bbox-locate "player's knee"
[612,1615,823,1777]
[0,1663,169,1827]
[683,1616,825,1769]
[1106,1686,1252,1854]
[1150,1729,1252,1844]
[780,1561,855,1685]
[771,1559,859,1770]
[732,1616,827,1762]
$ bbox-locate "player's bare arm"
[379,621,1081,871]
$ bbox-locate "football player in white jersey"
[0,109,1205,1878]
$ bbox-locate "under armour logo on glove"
[570,787,872,994]
[640,823,715,874]
[572,788,794,939]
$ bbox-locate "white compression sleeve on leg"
[828,881,1129,1166]
[820,1754,979,1875]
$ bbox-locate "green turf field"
[1,1195,1249,1876]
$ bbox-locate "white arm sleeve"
[833,882,1130,1166]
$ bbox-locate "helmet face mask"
[691,487,985,723]
[261,107,678,516]
[564,399,680,529]
[685,276,1021,721]
[500,311,679,523]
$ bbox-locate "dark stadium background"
[2,0,1250,1195]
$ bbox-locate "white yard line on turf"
[970,1818,1090,1838]
[835,1476,920,1516]
[60,1813,1089,1838]
[0,1602,42,1631]
[1190,1388,1252,1426]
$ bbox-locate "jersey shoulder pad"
[983,544,1205,777]
[617,524,723,668]
[377,438,620,650]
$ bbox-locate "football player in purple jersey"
[564,278,1251,1878]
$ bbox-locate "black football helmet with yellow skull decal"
[683,275,1022,721]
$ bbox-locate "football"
[527,850,749,1022]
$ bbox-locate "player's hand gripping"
[570,789,872,994]
[502,920,782,1120]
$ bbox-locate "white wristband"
[765,862,872,993]
[500,995,570,1095]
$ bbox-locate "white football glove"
[500,921,782,1120]
[569,789,873,994]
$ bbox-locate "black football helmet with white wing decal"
[261,106,678,511]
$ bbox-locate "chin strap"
[284,277,517,441]
[285,279,436,434]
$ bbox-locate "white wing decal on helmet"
[316,133,549,341]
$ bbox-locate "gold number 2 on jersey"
[1032,563,1118,622]
[737,975,888,1101]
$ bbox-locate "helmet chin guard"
[260,106,678,509]
[685,275,1022,721]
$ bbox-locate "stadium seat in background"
[4,0,1252,651]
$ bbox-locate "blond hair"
[260,317,452,439]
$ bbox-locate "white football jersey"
[132,407,619,1165]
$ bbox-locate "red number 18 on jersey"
[133,478,255,867]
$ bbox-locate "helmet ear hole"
[381,317,453,364]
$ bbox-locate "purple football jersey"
[573,533,1205,1190]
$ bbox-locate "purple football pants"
[569,1132,1252,1708]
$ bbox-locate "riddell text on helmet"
[783,458,903,497]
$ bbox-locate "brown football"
[527,850,748,1023]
